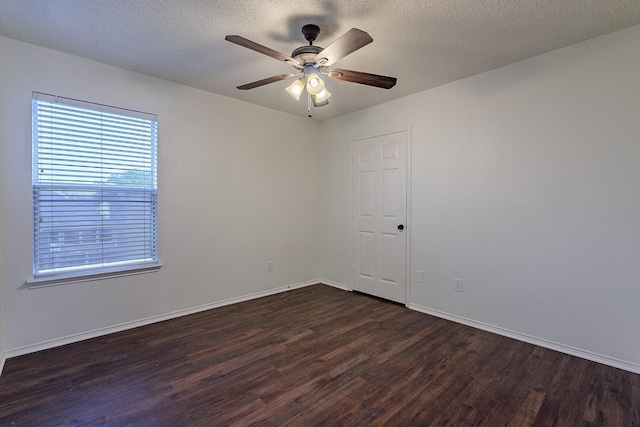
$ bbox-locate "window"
[32,93,158,280]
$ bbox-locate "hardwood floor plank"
[1,284,638,426]
[507,389,546,426]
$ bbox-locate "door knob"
[397,224,404,230]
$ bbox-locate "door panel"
[381,232,398,284]
[359,171,374,217]
[382,169,398,217]
[359,231,375,278]
[351,130,407,303]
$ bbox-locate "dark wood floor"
[1,284,638,426]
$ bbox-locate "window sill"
[26,262,162,289]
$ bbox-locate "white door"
[351,130,408,303]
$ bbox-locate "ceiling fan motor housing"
[291,45,323,66]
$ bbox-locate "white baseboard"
[6,281,638,376]
[319,279,352,292]
[408,303,640,375]
[4,280,319,360]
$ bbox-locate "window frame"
[29,92,160,287]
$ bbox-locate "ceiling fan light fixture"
[314,87,331,103]
[311,94,329,108]
[306,73,325,95]
[285,78,305,101]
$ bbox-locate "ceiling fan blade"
[237,73,298,90]
[314,28,373,67]
[225,35,300,66]
[327,69,397,89]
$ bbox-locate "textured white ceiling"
[1,0,639,121]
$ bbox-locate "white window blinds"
[32,93,158,278]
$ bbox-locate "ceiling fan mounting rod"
[301,24,320,45]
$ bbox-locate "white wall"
[0,36,321,354]
[320,24,640,370]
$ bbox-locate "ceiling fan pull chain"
[307,92,312,118]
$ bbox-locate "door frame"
[349,125,412,305]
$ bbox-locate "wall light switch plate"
[415,270,424,283]
[454,278,463,292]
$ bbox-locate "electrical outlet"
[267,261,273,271]
[454,278,463,292]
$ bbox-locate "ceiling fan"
[225,24,397,112]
